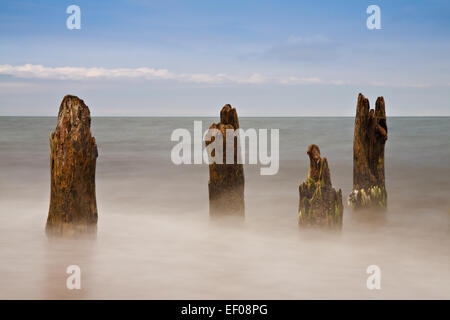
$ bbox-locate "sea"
[0,116,449,299]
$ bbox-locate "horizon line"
[1,115,449,118]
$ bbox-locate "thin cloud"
[369,81,432,88]
[0,64,307,86]
[261,35,340,63]
[0,64,269,85]
[0,81,38,88]
[0,64,435,88]
[278,76,322,85]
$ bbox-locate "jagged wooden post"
[46,95,98,236]
[206,104,245,217]
[348,93,388,210]
[298,144,343,228]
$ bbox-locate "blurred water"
[0,116,449,299]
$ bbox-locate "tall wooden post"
[206,104,245,217]
[46,95,98,236]
[348,93,388,210]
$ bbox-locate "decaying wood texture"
[348,93,388,210]
[46,95,98,236]
[298,144,343,228]
[206,104,245,217]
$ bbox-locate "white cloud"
[0,64,309,86]
[0,64,435,88]
[0,64,175,81]
[278,76,322,85]
[0,64,271,85]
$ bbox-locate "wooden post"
[46,95,98,236]
[298,144,343,228]
[348,93,388,210]
[206,104,245,217]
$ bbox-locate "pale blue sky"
[0,0,449,116]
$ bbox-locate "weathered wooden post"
[206,104,245,217]
[298,144,343,228]
[348,93,388,210]
[46,95,98,236]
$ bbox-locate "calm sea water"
[0,117,449,299]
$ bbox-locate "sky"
[0,0,449,116]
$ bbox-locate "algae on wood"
[298,144,343,228]
[348,93,388,210]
